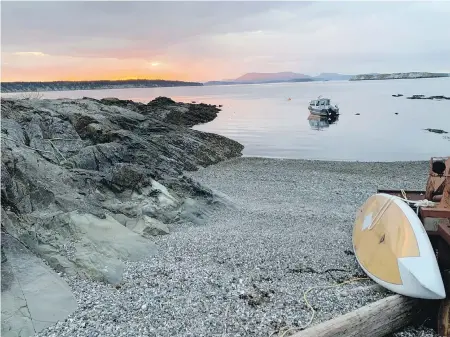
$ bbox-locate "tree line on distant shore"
[0,79,203,93]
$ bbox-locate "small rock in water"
[424,128,448,134]
[407,94,450,100]
[407,94,426,99]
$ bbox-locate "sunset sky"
[2,1,450,82]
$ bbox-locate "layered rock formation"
[1,96,243,284]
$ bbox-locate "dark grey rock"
[424,128,448,134]
[1,95,243,337]
[1,96,243,283]
[129,215,170,237]
[1,235,77,337]
[407,94,450,100]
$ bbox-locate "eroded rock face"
[1,96,243,284]
[129,215,170,238]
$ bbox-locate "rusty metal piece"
[437,239,450,271]
[377,189,426,201]
[420,208,450,233]
[438,298,450,337]
[426,157,450,202]
[438,219,450,246]
[441,175,450,209]
[421,208,450,219]
[434,195,443,202]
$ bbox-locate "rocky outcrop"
[406,95,450,100]
[1,96,243,285]
[349,72,449,81]
[424,128,448,134]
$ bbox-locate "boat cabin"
[309,98,331,107]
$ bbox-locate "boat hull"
[308,106,339,116]
[352,193,446,299]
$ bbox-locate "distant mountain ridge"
[205,71,449,85]
[314,73,353,81]
[204,72,352,85]
[235,72,310,82]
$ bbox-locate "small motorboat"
[308,96,339,116]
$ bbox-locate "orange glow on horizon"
[1,46,238,83]
[1,52,214,82]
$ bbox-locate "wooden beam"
[291,295,422,337]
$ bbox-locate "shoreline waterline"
[238,154,432,164]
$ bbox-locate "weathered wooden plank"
[291,295,421,337]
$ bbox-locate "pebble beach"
[36,157,439,337]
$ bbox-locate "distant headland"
[2,71,449,93]
[0,79,203,93]
[204,72,353,85]
[204,71,449,85]
[349,72,449,81]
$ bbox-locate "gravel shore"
[37,157,438,337]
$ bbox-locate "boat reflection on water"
[307,113,339,131]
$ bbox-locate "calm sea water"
[6,78,450,161]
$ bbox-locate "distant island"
[349,72,449,81]
[3,71,448,93]
[0,79,203,93]
[313,73,354,81]
[204,78,315,86]
[204,72,353,85]
[235,71,310,82]
[205,71,450,85]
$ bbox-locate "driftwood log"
[291,295,423,337]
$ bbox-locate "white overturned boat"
[308,96,339,116]
[353,193,446,300]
